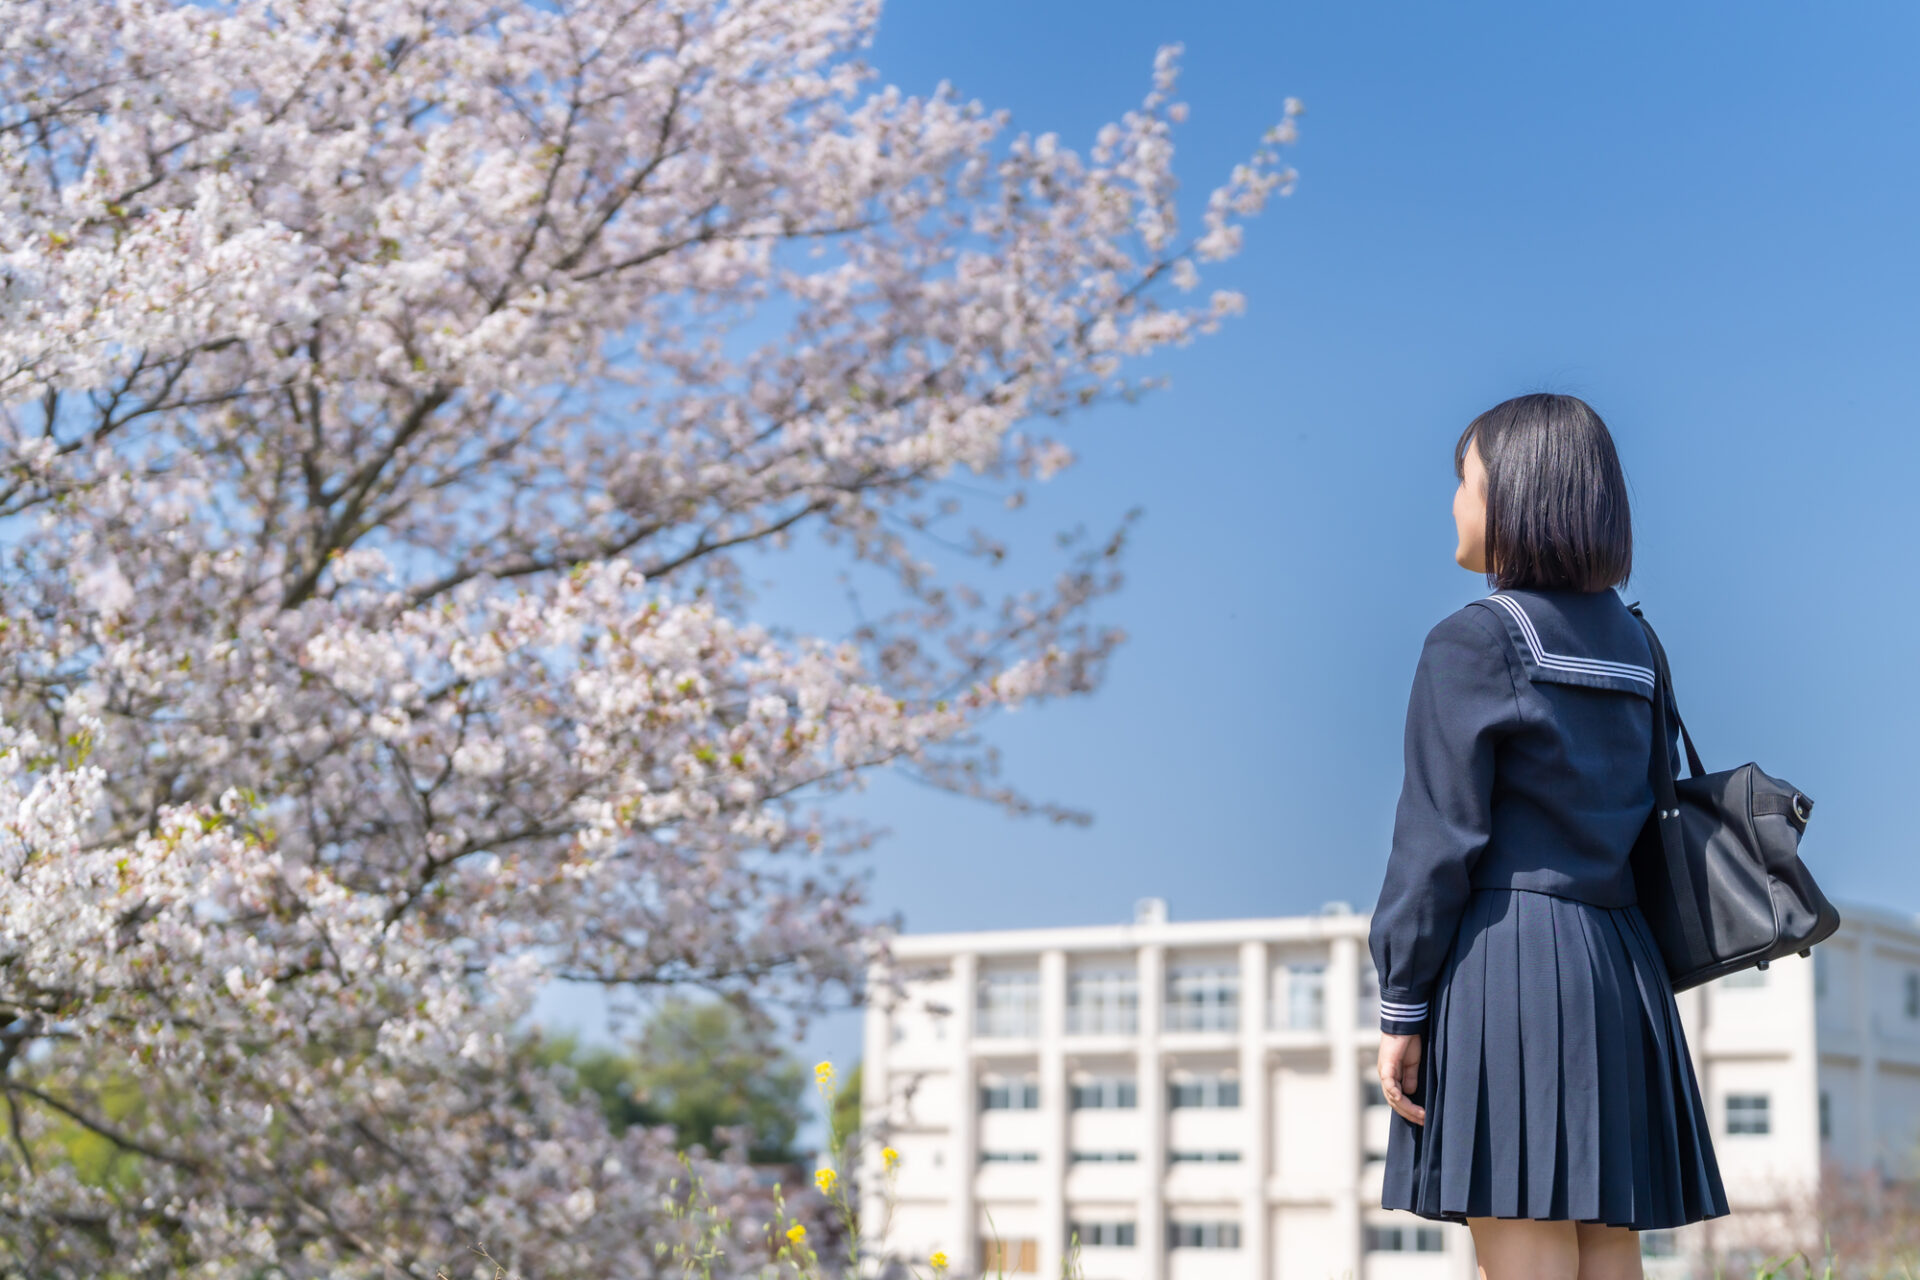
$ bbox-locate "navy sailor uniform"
[1368,585,1729,1229]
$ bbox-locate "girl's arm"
[1367,604,1521,1034]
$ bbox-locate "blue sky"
[535,0,1920,1145]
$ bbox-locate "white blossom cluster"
[0,0,1296,1273]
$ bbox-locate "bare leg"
[1574,1222,1644,1280]
[1467,1218,1579,1280]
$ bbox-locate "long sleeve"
[1368,605,1523,1035]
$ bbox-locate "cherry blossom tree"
[0,0,1299,1273]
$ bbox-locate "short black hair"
[1454,393,1633,592]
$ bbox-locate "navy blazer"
[1367,586,1682,1035]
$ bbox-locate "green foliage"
[831,1060,861,1159]
[11,1070,154,1193]
[1736,1235,1919,1280]
[534,1032,670,1134]
[544,996,812,1163]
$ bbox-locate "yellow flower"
[814,1060,835,1086]
[814,1167,836,1193]
[930,1251,949,1271]
[882,1146,900,1168]
[787,1223,807,1244]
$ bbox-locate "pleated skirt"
[1381,887,1731,1230]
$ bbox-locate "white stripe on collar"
[1484,593,1655,689]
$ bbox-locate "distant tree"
[529,1030,668,1134]
[569,1041,670,1136]
[544,998,812,1162]
[633,997,813,1164]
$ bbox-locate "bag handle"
[1628,604,1713,970]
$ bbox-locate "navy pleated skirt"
[1381,887,1731,1230]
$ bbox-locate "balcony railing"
[1162,1001,1239,1033]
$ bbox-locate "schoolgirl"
[1369,393,1730,1279]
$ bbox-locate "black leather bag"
[1626,605,1841,992]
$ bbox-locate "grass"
[1731,1236,1920,1280]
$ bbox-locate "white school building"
[857,896,1920,1280]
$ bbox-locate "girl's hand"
[1377,1032,1426,1125]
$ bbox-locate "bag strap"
[1627,603,1713,968]
[1628,605,1706,779]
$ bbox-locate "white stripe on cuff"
[1377,999,1428,1019]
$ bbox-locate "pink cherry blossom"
[0,0,1296,1271]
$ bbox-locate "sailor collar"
[1468,586,1656,700]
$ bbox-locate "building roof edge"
[1831,896,1920,937]
[874,910,1371,959]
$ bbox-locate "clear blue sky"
[536,0,1920,1146]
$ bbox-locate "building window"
[1906,972,1920,1020]
[977,971,1040,1038]
[1068,1150,1139,1163]
[981,1078,1040,1111]
[1168,1222,1240,1249]
[1820,1090,1832,1141]
[1641,1230,1678,1258]
[1361,1080,1391,1158]
[1168,1072,1239,1109]
[1279,962,1326,1031]
[980,1239,1038,1272]
[1165,965,1239,1032]
[1721,967,1768,989]
[1363,1225,1444,1253]
[1067,969,1139,1035]
[1357,962,1381,1027]
[979,1151,1039,1164]
[1814,949,1829,1000]
[1070,1076,1137,1110]
[1169,1150,1241,1163]
[1068,1221,1136,1248]
[1726,1094,1771,1136]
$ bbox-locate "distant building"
[857,896,1920,1279]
